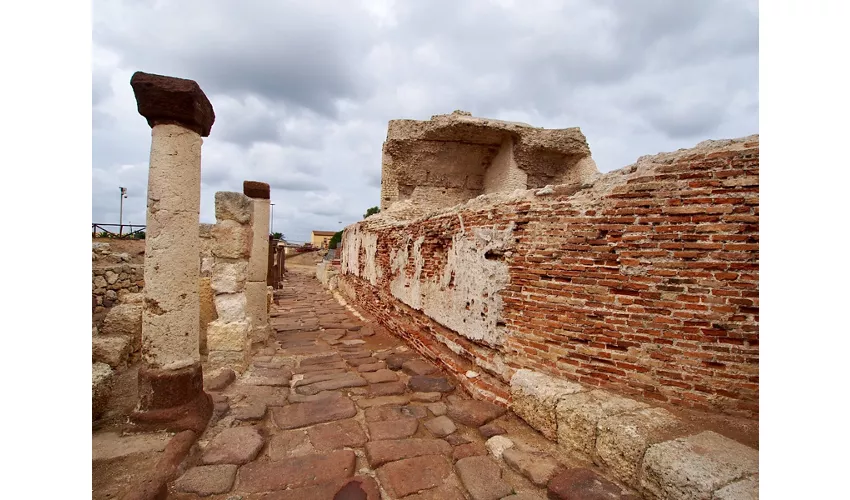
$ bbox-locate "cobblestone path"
[169,268,639,499]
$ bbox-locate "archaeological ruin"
[93,73,759,500]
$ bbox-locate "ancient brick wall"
[339,136,759,418]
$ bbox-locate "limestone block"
[199,277,217,355]
[105,271,119,285]
[712,474,758,500]
[555,389,649,459]
[245,281,269,328]
[92,362,114,420]
[207,320,250,352]
[640,431,759,500]
[485,435,514,459]
[214,293,248,323]
[595,408,683,489]
[92,336,132,368]
[510,369,584,440]
[215,192,253,224]
[122,293,144,304]
[100,303,142,352]
[211,261,248,293]
[211,221,252,259]
[207,350,250,372]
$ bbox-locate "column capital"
[243,181,270,200]
[130,71,215,137]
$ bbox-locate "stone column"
[243,181,271,344]
[129,71,215,432]
[206,192,254,371]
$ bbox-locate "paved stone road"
[169,268,639,499]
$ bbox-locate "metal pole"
[119,187,124,236]
[270,203,275,235]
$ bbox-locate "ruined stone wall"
[339,136,759,418]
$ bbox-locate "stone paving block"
[403,483,467,500]
[363,369,399,384]
[428,402,448,416]
[424,415,457,437]
[307,419,367,451]
[237,449,356,493]
[455,455,514,500]
[242,367,292,386]
[231,402,267,422]
[402,359,439,376]
[368,381,407,396]
[408,375,455,393]
[367,416,419,440]
[295,373,368,395]
[376,455,454,498]
[299,354,342,367]
[295,363,348,374]
[548,468,638,500]
[173,464,237,496]
[640,431,759,500]
[447,399,507,427]
[272,395,357,429]
[365,438,453,467]
[510,368,584,441]
[485,435,514,459]
[445,433,472,446]
[295,371,355,387]
[364,404,426,422]
[501,494,547,500]
[385,353,415,370]
[502,448,562,487]
[356,395,411,409]
[479,423,507,438]
[357,361,387,372]
[712,474,758,500]
[556,389,649,458]
[268,429,314,459]
[452,441,488,461]
[595,407,684,488]
[201,427,264,465]
[411,391,442,402]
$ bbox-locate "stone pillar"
[129,71,215,432]
[206,192,254,371]
[198,223,217,356]
[243,181,271,344]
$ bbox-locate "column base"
[129,363,212,434]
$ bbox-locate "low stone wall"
[92,264,144,313]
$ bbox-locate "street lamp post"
[270,203,275,235]
[119,186,128,236]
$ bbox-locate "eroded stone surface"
[367,416,419,440]
[424,415,457,437]
[377,455,453,498]
[365,438,452,467]
[455,455,514,500]
[307,419,367,451]
[556,389,649,459]
[174,464,237,496]
[510,369,584,441]
[547,468,638,500]
[272,395,357,429]
[201,427,264,465]
[447,399,507,427]
[502,448,562,487]
[640,431,759,500]
[237,450,356,493]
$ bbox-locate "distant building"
[311,230,337,249]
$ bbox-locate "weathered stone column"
[243,181,271,344]
[206,192,254,371]
[129,71,215,432]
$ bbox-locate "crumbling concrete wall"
[340,131,759,418]
[379,110,598,219]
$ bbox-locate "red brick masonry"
[340,138,758,418]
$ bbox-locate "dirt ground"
[92,237,146,265]
[284,250,324,267]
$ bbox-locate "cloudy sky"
[92,0,758,243]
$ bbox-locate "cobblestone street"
[167,267,638,499]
